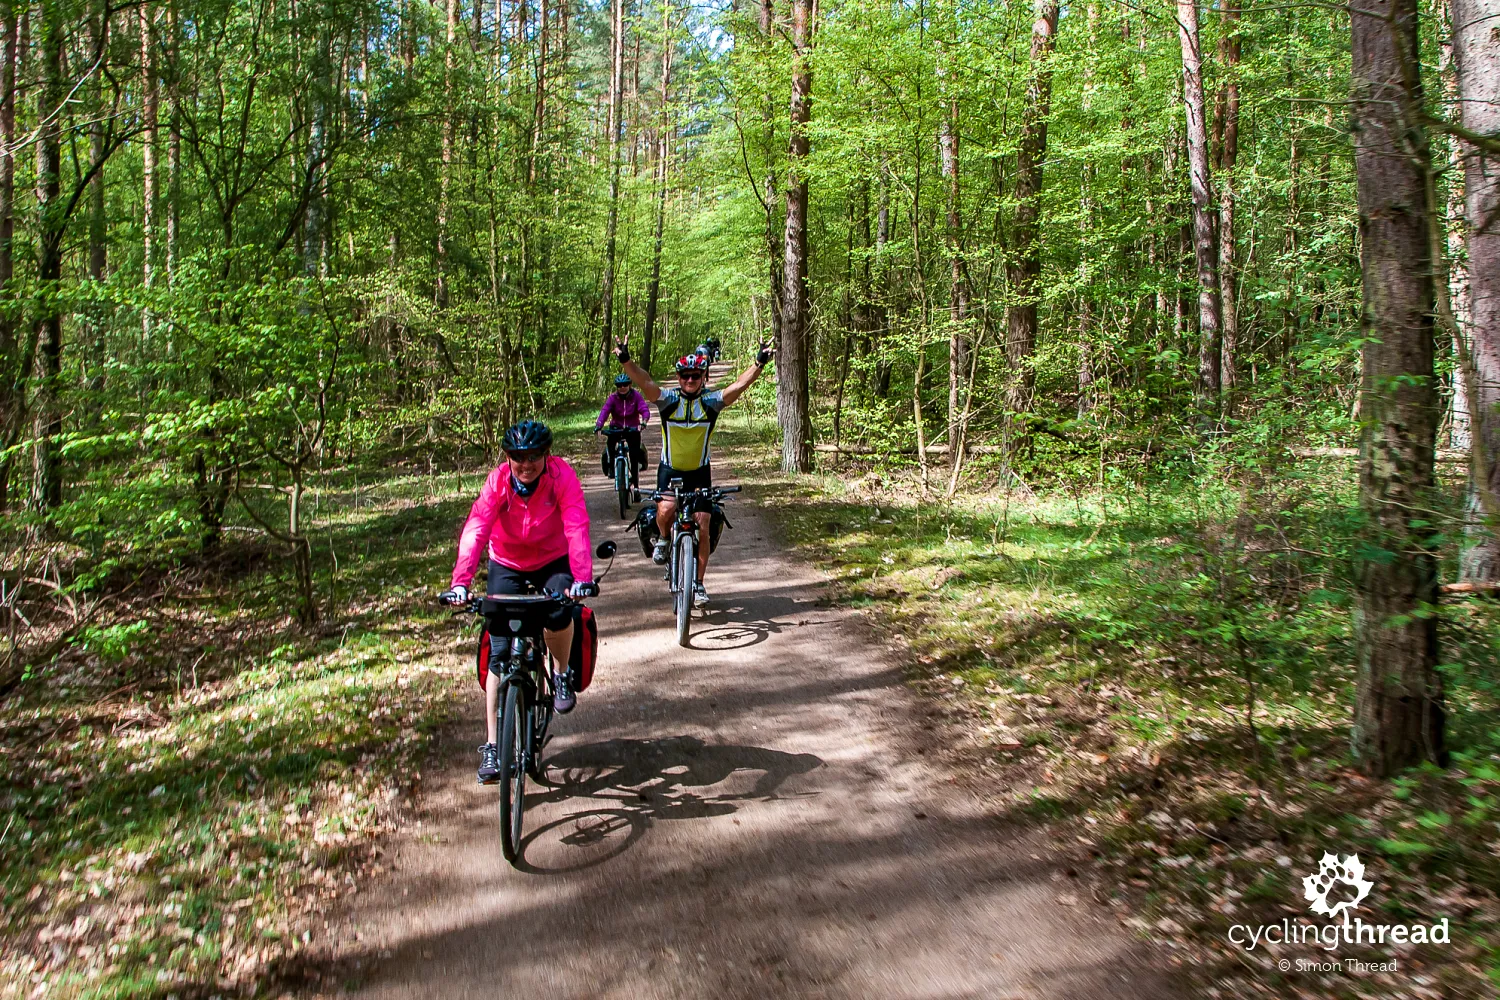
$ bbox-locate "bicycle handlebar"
[440,586,596,613]
[647,484,741,500]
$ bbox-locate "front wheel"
[615,457,630,519]
[497,682,528,864]
[675,532,695,647]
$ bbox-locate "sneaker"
[477,743,502,784]
[652,538,669,565]
[692,582,710,608]
[553,671,576,714]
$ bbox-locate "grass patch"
[716,419,1500,1000]
[0,410,603,998]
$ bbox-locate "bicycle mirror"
[595,540,617,559]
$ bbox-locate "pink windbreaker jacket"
[450,457,593,589]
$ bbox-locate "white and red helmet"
[674,354,710,374]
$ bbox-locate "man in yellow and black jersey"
[615,337,773,608]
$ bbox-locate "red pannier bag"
[475,605,598,693]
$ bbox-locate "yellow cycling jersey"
[656,388,725,472]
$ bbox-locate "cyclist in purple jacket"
[596,373,651,492]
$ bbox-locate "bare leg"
[544,621,574,672]
[485,667,501,744]
[656,496,676,537]
[694,510,712,580]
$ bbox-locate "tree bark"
[642,3,672,375]
[1177,0,1222,408]
[1454,0,1500,581]
[599,0,625,374]
[941,91,967,460]
[778,0,814,474]
[1004,0,1060,456]
[31,0,64,515]
[140,4,157,310]
[1349,0,1445,775]
[1215,0,1240,407]
[166,5,180,284]
[436,0,459,307]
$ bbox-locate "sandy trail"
[328,416,1183,999]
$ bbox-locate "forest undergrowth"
[714,413,1500,1000]
[0,414,608,1000]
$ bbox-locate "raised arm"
[719,342,775,406]
[615,339,663,402]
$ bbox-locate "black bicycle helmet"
[502,419,553,453]
[613,373,633,387]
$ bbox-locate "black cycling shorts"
[657,463,712,492]
[485,556,573,631]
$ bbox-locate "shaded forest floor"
[0,409,606,1000]
[4,394,1500,999]
[711,412,1500,1000]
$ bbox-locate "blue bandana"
[511,473,537,498]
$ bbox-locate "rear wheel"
[497,683,528,863]
[675,532,695,647]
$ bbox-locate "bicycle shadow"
[685,593,837,651]
[512,735,823,874]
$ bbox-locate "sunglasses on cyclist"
[505,449,547,463]
[678,372,704,381]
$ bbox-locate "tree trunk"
[941,91,967,460]
[303,35,329,278]
[1177,0,1222,408]
[1215,1,1240,408]
[642,5,672,375]
[140,4,157,317]
[1004,0,1060,457]
[778,0,814,474]
[1349,0,1445,775]
[1454,0,1500,582]
[759,0,783,344]
[30,0,63,515]
[1440,5,1471,452]
[436,0,459,307]
[599,0,625,374]
[0,0,22,514]
[87,4,106,285]
[166,6,180,284]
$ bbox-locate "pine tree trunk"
[140,5,157,316]
[31,0,63,515]
[1004,0,1060,457]
[436,0,459,308]
[941,94,967,462]
[0,0,15,511]
[778,0,814,474]
[166,6,180,284]
[1454,0,1500,582]
[1177,0,1222,409]
[1349,0,1445,775]
[1215,1,1240,408]
[599,0,624,374]
[759,0,782,344]
[642,8,672,375]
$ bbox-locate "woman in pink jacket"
[440,420,593,784]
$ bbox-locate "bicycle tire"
[497,683,527,863]
[615,455,630,519]
[675,533,694,647]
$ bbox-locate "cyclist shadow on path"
[510,735,822,875]
[684,592,838,651]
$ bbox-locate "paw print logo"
[1302,853,1373,918]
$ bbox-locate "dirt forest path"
[324,390,1185,999]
